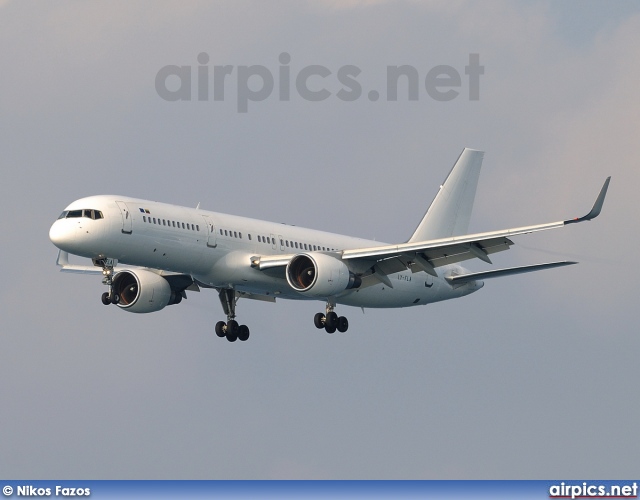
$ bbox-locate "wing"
[56,250,104,274]
[56,250,199,292]
[341,177,610,277]
[251,177,609,283]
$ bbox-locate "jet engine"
[286,253,361,298]
[111,269,182,313]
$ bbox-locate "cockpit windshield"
[58,209,104,220]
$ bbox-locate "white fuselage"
[49,195,482,309]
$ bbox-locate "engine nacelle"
[111,269,177,313]
[286,253,361,298]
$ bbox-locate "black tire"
[111,293,120,305]
[226,330,238,342]
[238,325,250,341]
[325,323,336,334]
[101,292,111,305]
[314,312,325,329]
[215,321,226,337]
[227,320,239,335]
[325,311,338,329]
[337,316,349,333]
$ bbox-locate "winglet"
[565,177,610,225]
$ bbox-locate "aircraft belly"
[198,250,287,290]
[337,274,428,308]
[336,272,478,309]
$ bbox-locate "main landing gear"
[215,289,250,342]
[314,301,349,334]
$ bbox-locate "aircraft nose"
[49,219,75,250]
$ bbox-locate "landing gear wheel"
[325,311,338,329]
[215,321,226,338]
[337,316,349,333]
[216,289,251,342]
[227,320,239,334]
[226,319,239,342]
[101,292,111,306]
[238,325,250,341]
[110,293,120,305]
[314,312,325,329]
[325,323,337,334]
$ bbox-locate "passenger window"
[143,216,146,222]
[239,232,242,238]
[286,241,289,247]
[225,230,228,236]
[248,234,251,240]
[163,220,166,226]
[234,231,237,238]
[197,225,200,231]
[182,222,185,229]
[295,242,298,249]
[153,218,157,224]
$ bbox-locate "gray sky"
[1,0,638,479]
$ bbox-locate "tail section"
[408,148,484,242]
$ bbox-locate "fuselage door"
[115,201,132,234]
[278,234,284,252]
[202,215,217,248]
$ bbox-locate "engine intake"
[286,253,361,298]
[111,269,180,313]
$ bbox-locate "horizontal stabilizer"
[445,261,577,284]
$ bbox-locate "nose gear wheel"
[95,258,118,305]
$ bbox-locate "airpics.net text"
[155,52,483,112]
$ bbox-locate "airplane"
[49,148,610,342]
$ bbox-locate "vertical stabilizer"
[408,148,484,242]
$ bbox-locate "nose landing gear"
[314,301,349,334]
[95,258,119,305]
